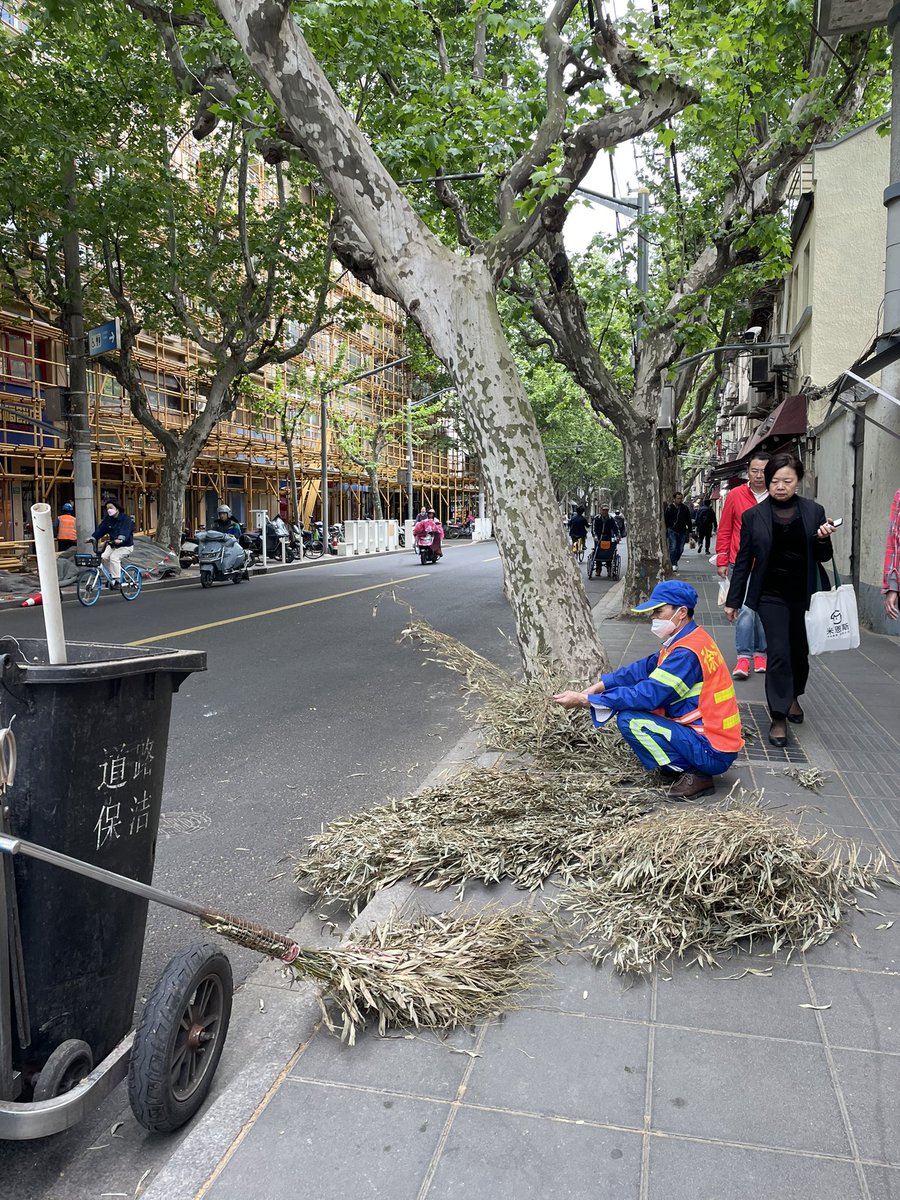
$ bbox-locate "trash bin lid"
[0,638,206,685]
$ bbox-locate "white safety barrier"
[472,517,493,543]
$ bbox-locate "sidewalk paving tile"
[204,1079,446,1200]
[526,952,653,1023]
[829,1048,900,1165]
[653,962,818,1041]
[424,1107,643,1199]
[650,1026,850,1155]
[866,1165,900,1199]
[646,1136,865,1200]
[463,1007,648,1128]
[290,1023,479,1100]
[804,965,900,1054]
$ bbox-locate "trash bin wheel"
[32,1039,94,1101]
[128,941,233,1134]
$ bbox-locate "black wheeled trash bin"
[0,637,206,1091]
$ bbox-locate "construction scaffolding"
[0,288,480,563]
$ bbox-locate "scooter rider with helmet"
[212,504,242,537]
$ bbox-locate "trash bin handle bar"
[0,834,209,919]
[0,835,301,963]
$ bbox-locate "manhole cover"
[159,810,211,834]
[738,702,809,765]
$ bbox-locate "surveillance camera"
[743,326,763,343]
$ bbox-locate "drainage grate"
[159,810,211,835]
[737,702,809,765]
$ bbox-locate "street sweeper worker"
[553,580,743,801]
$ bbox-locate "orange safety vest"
[655,626,744,753]
[57,513,77,542]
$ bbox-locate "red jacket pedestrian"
[714,456,770,574]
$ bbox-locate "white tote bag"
[805,562,860,655]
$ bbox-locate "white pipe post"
[30,504,67,664]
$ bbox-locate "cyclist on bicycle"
[568,506,588,549]
[91,499,134,586]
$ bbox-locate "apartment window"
[0,332,49,383]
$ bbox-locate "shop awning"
[736,393,807,460]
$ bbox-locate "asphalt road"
[0,540,522,1197]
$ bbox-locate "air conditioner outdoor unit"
[749,353,772,387]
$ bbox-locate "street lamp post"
[319,354,412,545]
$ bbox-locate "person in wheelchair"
[591,504,620,576]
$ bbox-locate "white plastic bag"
[805,564,860,654]
[717,579,729,607]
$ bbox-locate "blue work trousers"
[616,710,737,777]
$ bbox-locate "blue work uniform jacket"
[587,621,709,741]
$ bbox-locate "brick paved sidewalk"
[144,554,900,1200]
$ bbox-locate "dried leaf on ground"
[780,766,832,792]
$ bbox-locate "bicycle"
[75,543,143,606]
[571,536,586,564]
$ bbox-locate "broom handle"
[0,833,300,961]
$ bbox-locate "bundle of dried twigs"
[204,906,549,1044]
[297,766,656,910]
[551,798,891,974]
[399,616,616,770]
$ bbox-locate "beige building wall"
[794,121,888,418]
[780,120,900,630]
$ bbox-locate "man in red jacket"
[715,452,770,679]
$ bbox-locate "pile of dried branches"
[295,907,551,1043]
[297,766,656,911]
[551,798,891,974]
[399,616,617,771]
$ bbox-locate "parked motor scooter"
[179,529,199,569]
[195,530,253,587]
[241,519,296,563]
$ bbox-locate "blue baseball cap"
[632,580,698,612]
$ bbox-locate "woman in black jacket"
[724,453,836,747]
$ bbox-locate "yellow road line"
[128,575,426,645]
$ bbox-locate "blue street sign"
[87,318,121,357]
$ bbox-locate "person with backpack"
[694,497,718,555]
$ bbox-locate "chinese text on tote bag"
[805,562,860,654]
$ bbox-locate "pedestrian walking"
[694,496,717,554]
[715,452,770,680]
[724,453,836,747]
[553,580,742,800]
[664,491,693,570]
[882,486,900,620]
[53,501,77,551]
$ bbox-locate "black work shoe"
[667,772,716,801]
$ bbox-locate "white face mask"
[651,618,677,641]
